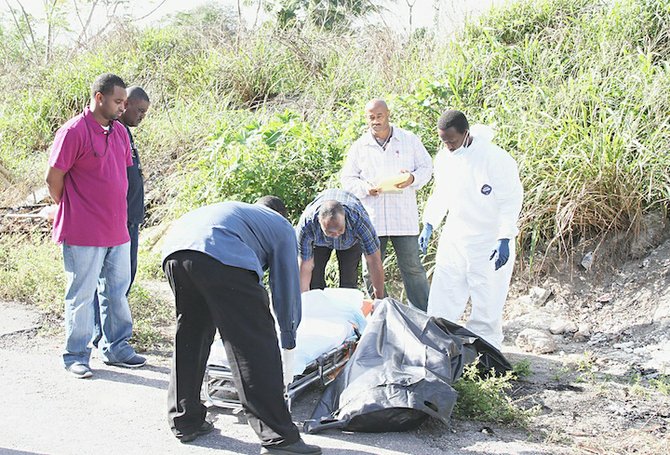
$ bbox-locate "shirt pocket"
[389,147,415,172]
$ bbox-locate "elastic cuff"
[280,331,296,350]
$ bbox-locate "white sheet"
[207,288,366,376]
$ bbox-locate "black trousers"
[163,250,300,446]
[310,243,362,290]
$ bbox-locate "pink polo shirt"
[48,107,133,246]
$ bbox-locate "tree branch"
[4,0,33,58]
[132,0,168,22]
[15,0,39,58]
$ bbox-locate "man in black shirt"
[120,86,150,292]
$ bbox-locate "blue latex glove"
[490,238,510,271]
[418,223,433,255]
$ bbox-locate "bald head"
[365,98,391,139]
[318,200,346,238]
[365,98,388,112]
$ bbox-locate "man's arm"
[46,125,79,204]
[364,250,384,299]
[268,231,302,350]
[298,257,314,293]
[45,167,66,204]
[491,152,524,240]
[341,144,377,198]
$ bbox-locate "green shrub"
[453,362,532,426]
[3,0,670,274]
[176,109,357,220]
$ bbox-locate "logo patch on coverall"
[481,184,492,195]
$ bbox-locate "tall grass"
[2,0,669,269]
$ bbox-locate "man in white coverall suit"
[418,110,523,349]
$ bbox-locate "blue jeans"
[363,235,430,311]
[92,222,139,347]
[62,242,136,367]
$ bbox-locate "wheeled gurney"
[202,288,370,410]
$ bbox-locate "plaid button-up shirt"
[340,126,433,236]
[297,189,380,260]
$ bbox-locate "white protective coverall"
[423,125,523,349]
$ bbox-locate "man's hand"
[418,223,433,255]
[394,170,414,189]
[368,186,381,196]
[38,204,58,223]
[281,348,295,388]
[490,238,510,271]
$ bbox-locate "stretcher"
[202,288,371,411]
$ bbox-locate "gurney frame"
[202,337,358,411]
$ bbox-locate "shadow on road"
[0,449,49,455]
[92,367,169,389]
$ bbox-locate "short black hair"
[91,73,126,97]
[127,86,150,103]
[438,110,469,133]
[256,195,288,219]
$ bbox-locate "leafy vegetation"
[452,361,534,425]
[2,0,668,252]
[2,0,669,436]
[1,0,669,374]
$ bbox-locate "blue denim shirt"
[297,189,380,260]
[161,202,301,349]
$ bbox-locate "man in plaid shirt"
[296,189,385,299]
[341,99,432,311]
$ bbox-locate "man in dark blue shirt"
[161,199,321,454]
[121,86,150,293]
[296,189,385,299]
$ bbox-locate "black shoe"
[104,354,146,369]
[178,420,215,443]
[260,439,322,455]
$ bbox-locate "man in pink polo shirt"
[45,73,146,379]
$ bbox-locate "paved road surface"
[0,301,576,455]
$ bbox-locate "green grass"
[127,283,174,352]
[0,232,173,349]
[0,233,64,318]
[649,375,670,395]
[453,361,533,426]
[4,1,670,265]
[512,359,533,379]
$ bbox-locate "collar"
[83,106,115,134]
[365,125,397,147]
